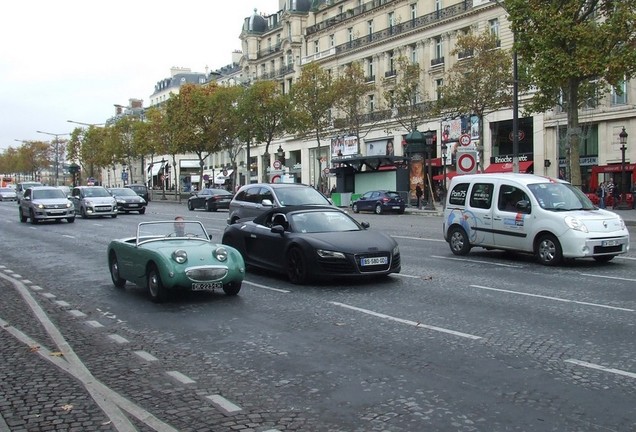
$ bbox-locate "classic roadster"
[107,220,245,302]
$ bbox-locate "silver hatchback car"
[70,186,118,219]
[19,186,75,224]
[227,183,332,224]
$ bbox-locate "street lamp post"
[617,127,629,210]
[160,158,167,200]
[36,130,70,186]
[441,142,448,192]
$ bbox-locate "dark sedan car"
[108,188,147,214]
[222,205,400,284]
[352,190,405,214]
[188,188,233,212]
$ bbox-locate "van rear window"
[448,183,469,206]
[470,183,494,209]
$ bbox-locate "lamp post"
[36,130,69,186]
[441,142,448,191]
[160,158,167,200]
[277,145,285,164]
[122,163,127,186]
[617,127,629,210]
[112,164,116,187]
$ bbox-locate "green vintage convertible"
[107,220,245,302]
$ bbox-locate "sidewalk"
[404,203,636,226]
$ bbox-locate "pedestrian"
[330,184,337,197]
[415,184,423,209]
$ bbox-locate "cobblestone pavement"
[0,271,328,432]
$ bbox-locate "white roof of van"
[448,173,565,186]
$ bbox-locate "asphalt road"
[1,200,635,432]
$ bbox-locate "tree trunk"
[567,79,582,189]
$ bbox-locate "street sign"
[456,151,478,175]
[459,134,471,146]
[273,160,282,170]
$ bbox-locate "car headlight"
[316,249,346,259]
[564,216,589,233]
[392,245,399,256]
[66,202,72,208]
[117,199,125,204]
[85,200,93,206]
[36,203,44,209]
[172,249,188,264]
[214,247,228,262]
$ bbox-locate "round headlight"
[172,249,188,264]
[66,202,72,208]
[214,247,228,262]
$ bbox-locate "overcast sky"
[0,0,279,151]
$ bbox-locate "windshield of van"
[528,182,595,211]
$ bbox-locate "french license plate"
[360,256,388,266]
[50,210,65,214]
[602,239,621,247]
[392,206,400,209]
[192,281,223,291]
[129,204,138,207]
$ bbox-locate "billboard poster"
[365,138,395,156]
[331,136,359,157]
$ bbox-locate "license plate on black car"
[360,256,388,266]
[192,282,223,291]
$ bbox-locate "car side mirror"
[261,199,273,207]
[361,221,370,229]
[73,195,80,199]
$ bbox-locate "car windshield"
[136,221,209,243]
[0,188,14,193]
[289,210,361,233]
[128,186,145,193]
[204,189,231,195]
[275,187,330,206]
[84,188,111,197]
[32,189,66,199]
[527,182,595,211]
[111,188,138,196]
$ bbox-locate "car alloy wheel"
[286,247,309,284]
[536,234,562,266]
[449,226,471,255]
[147,265,168,303]
[109,253,126,288]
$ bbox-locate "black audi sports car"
[221,205,400,284]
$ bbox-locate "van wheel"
[535,234,562,266]
[448,226,471,255]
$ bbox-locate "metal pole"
[512,49,519,173]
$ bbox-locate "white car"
[19,186,75,224]
[0,187,17,201]
[443,173,630,265]
[70,186,118,219]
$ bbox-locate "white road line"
[86,320,104,328]
[330,301,482,340]
[243,280,291,293]
[392,273,422,279]
[565,359,636,379]
[579,273,636,282]
[392,235,445,242]
[134,351,158,362]
[68,310,87,318]
[108,334,129,344]
[166,371,196,384]
[470,285,634,312]
[205,395,242,415]
[54,300,70,307]
[62,234,75,239]
[615,255,636,261]
[431,255,524,268]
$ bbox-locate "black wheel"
[187,201,194,211]
[223,281,241,296]
[138,208,146,214]
[448,226,471,255]
[374,203,383,215]
[593,255,616,263]
[109,253,126,288]
[147,265,168,303]
[535,234,563,266]
[352,203,360,213]
[19,208,27,223]
[286,246,309,284]
[205,201,213,212]
[29,209,39,224]
[111,214,117,218]
[67,217,75,223]
[81,207,88,219]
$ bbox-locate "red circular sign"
[457,153,476,173]
[273,160,282,169]
[459,134,471,146]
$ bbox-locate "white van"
[442,173,630,265]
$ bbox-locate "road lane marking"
[565,359,636,379]
[432,255,524,268]
[392,235,446,242]
[166,371,196,384]
[134,351,158,362]
[62,234,75,238]
[330,301,482,340]
[108,334,129,344]
[205,395,242,415]
[243,280,291,293]
[393,273,421,279]
[470,285,634,312]
[579,273,636,283]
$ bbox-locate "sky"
[0,0,280,152]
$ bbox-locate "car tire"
[286,246,309,284]
[352,203,359,213]
[81,207,88,219]
[374,203,383,215]
[139,208,146,215]
[188,201,194,211]
[29,209,38,225]
[593,255,616,263]
[111,214,117,218]
[448,226,471,256]
[223,281,241,296]
[109,253,126,288]
[147,265,168,303]
[19,208,27,223]
[535,234,562,266]
[67,217,75,223]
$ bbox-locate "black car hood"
[296,230,396,253]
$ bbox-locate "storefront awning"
[484,161,534,173]
[180,160,201,169]
[148,162,164,176]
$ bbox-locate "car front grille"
[185,266,228,282]
[593,245,624,254]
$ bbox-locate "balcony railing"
[457,49,474,59]
[384,70,397,78]
[365,75,376,82]
[431,57,445,67]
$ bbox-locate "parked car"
[16,181,43,203]
[222,205,400,284]
[443,173,630,265]
[108,187,147,214]
[19,186,75,224]
[126,184,150,202]
[228,183,332,224]
[70,186,118,219]
[188,188,233,212]
[107,220,245,302]
[0,187,17,201]
[352,190,405,214]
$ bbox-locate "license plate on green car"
[192,282,223,291]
